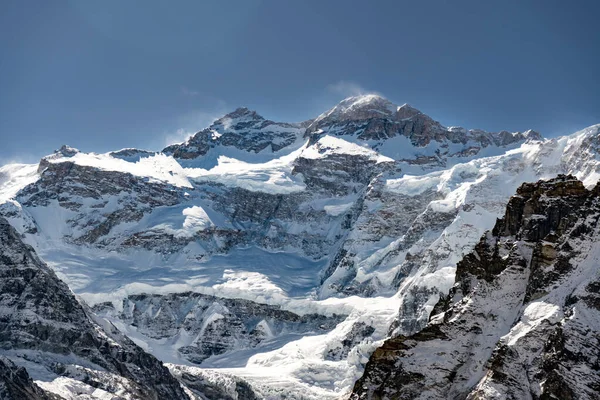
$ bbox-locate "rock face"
[351,175,600,400]
[168,364,262,400]
[94,292,345,365]
[20,148,184,247]
[163,107,306,161]
[0,217,189,399]
[0,357,60,400]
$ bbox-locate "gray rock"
[0,356,61,400]
[95,292,346,365]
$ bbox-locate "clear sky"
[1,0,599,163]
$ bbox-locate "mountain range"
[0,94,598,399]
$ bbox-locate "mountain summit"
[311,94,399,124]
[163,106,305,162]
[302,95,542,167]
[161,95,541,169]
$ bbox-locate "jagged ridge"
[351,175,600,399]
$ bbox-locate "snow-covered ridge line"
[3,94,549,196]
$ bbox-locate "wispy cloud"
[180,86,200,97]
[162,102,229,147]
[0,153,39,167]
[326,81,380,98]
[163,128,195,146]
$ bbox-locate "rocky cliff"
[351,175,600,399]
[0,357,60,400]
[93,292,344,365]
[0,217,190,399]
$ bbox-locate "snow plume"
[326,81,380,98]
[163,128,195,146]
[180,86,200,96]
[163,103,229,147]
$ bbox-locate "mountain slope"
[0,217,190,399]
[0,357,59,400]
[351,175,600,399]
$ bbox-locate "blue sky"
[1,0,599,163]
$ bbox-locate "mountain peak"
[309,95,398,130]
[217,107,264,123]
[335,94,397,114]
[55,145,79,157]
[523,129,542,141]
[162,105,302,160]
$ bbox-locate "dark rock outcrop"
[169,364,261,400]
[95,292,345,365]
[0,357,61,400]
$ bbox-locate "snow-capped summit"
[36,145,81,169]
[523,128,543,140]
[304,95,541,170]
[217,106,263,121]
[307,94,431,131]
[310,94,398,126]
[163,106,305,163]
[209,107,275,134]
[396,102,422,119]
[53,144,80,158]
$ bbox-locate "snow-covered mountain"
[352,175,600,399]
[163,107,308,167]
[305,94,541,171]
[0,94,598,398]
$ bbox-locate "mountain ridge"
[351,175,600,399]
[159,94,543,167]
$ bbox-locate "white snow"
[36,377,116,400]
[300,135,394,163]
[386,174,441,196]
[182,206,213,232]
[185,143,308,194]
[0,163,39,203]
[47,151,193,188]
[501,301,561,346]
